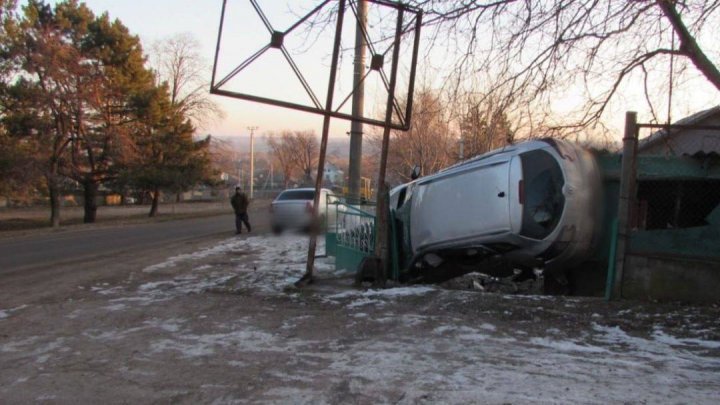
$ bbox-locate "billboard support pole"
[373,7,404,287]
[296,0,346,287]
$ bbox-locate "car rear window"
[520,150,565,239]
[276,190,315,201]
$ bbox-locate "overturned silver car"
[389,139,602,284]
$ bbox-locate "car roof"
[280,188,331,193]
[440,140,552,172]
[389,140,559,192]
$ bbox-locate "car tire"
[272,226,283,235]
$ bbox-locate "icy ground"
[1,235,719,404]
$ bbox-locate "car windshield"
[276,190,315,201]
[520,150,565,239]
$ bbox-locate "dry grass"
[0,200,270,232]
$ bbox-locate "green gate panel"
[325,198,376,273]
[325,232,337,256]
[335,245,370,273]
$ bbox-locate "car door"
[410,160,512,251]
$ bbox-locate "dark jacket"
[231,192,250,214]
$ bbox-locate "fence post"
[612,111,639,299]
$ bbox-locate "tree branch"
[656,0,720,91]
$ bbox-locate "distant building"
[323,163,344,185]
[639,105,720,156]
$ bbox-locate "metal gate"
[325,199,376,272]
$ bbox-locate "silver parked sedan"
[270,188,338,234]
[390,139,602,282]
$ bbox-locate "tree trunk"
[149,187,160,217]
[47,175,61,228]
[82,179,98,223]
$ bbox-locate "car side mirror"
[410,165,421,180]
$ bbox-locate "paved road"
[0,208,269,275]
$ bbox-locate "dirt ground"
[1,229,719,404]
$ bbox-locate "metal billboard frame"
[210,0,422,131]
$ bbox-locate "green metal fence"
[325,199,376,272]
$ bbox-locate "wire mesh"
[635,179,720,230]
[632,126,720,231]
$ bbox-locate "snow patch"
[91,286,124,296]
[150,327,282,358]
[328,286,435,300]
[83,327,147,341]
[0,304,28,320]
[142,237,255,273]
[144,318,187,333]
[530,337,607,353]
[347,298,385,309]
[592,322,720,368]
[139,235,332,297]
[102,303,127,312]
[326,286,436,308]
[652,327,720,349]
[1,337,67,366]
[0,336,41,353]
[14,376,29,385]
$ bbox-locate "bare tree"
[267,131,299,188]
[150,33,224,128]
[458,95,515,159]
[411,0,720,133]
[289,130,319,186]
[266,130,320,187]
[375,89,455,184]
[207,137,237,182]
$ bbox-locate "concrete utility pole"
[247,126,258,199]
[348,0,368,202]
[238,161,243,188]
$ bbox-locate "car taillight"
[518,180,525,204]
[305,201,313,213]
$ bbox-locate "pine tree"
[125,83,213,217]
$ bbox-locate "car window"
[520,150,565,239]
[276,190,314,201]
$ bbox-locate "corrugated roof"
[639,105,720,151]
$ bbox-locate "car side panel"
[410,161,512,252]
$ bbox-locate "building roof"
[639,105,720,154]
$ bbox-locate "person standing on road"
[231,186,251,234]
